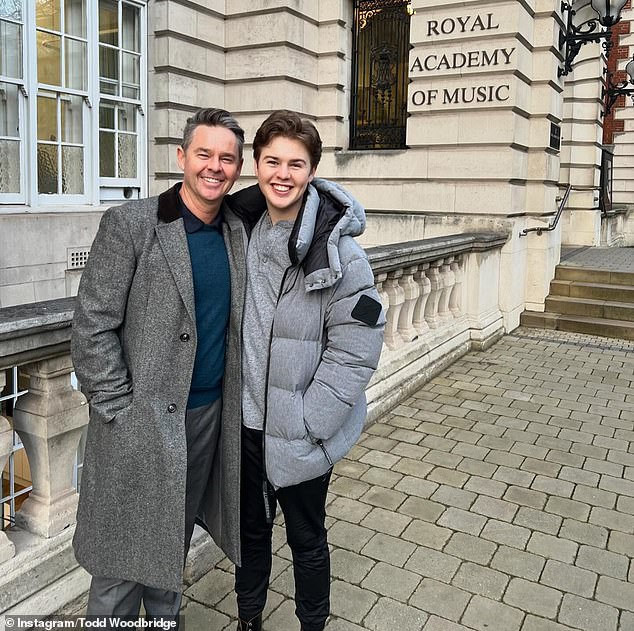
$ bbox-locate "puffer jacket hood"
[227,177,367,291]
[292,178,367,292]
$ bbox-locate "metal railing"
[0,367,30,530]
[519,184,573,237]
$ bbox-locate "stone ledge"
[0,298,74,370]
[367,232,508,274]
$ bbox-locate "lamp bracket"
[559,1,613,77]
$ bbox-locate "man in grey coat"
[71,108,246,622]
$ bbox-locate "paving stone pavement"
[561,246,634,273]
[181,327,634,631]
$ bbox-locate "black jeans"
[235,426,331,631]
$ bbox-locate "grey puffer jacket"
[234,178,385,489]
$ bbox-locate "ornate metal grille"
[350,0,411,150]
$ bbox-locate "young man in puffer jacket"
[231,110,385,631]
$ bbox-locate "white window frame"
[0,2,27,204]
[98,0,147,201]
[0,0,147,210]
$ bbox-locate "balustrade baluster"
[450,257,464,317]
[13,355,89,538]
[0,370,16,562]
[438,258,455,324]
[383,270,405,349]
[413,264,431,335]
[424,261,443,329]
[397,265,419,343]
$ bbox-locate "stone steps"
[520,311,634,340]
[520,264,634,341]
[544,296,634,322]
[550,280,634,303]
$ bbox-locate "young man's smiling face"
[254,135,316,223]
[177,124,243,222]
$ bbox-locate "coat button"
[167,404,177,413]
[180,333,190,342]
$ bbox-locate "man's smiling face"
[177,124,243,221]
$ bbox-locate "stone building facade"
[1,0,633,328]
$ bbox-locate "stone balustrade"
[0,232,508,615]
[365,233,508,422]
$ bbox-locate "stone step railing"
[0,231,508,615]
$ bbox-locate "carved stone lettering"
[427,13,500,37]
[410,84,510,108]
[443,85,510,105]
[410,47,515,73]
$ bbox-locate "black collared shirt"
[177,194,224,233]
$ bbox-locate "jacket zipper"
[316,439,333,467]
[261,264,292,523]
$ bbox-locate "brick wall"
[603,1,632,144]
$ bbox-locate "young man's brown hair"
[252,109,322,169]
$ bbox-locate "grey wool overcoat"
[71,183,245,592]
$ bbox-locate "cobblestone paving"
[182,327,634,631]
[561,246,634,273]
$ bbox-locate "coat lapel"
[155,220,195,322]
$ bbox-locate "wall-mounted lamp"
[603,57,634,115]
[558,0,628,77]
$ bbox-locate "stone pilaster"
[12,355,88,538]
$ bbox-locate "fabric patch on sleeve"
[351,294,382,326]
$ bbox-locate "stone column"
[0,370,16,562]
[13,355,89,538]
[398,265,420,343]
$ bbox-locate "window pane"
[118,133,136,178]
[122,52,139,97]
[65,38,86,89]
[62,145,83,193]
[99,45,118,95]
[0,139,20,193]
[118,102,136,132]
[122,85,138,100]
[99,130,115,176]
[0,1,23,20]
[36,0,61,31]
[61,94,82,142]
[99,0,117,45]
[37,95,57,141]
[0,20,22,79]
[0,82,20,137]
[37,143,58,193]
[122,3,139,52]
[37,31,61,86]
[99,102,115,129]
[64,0,85,37]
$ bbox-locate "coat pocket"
[267,386,307,441]
[90,395,133,424]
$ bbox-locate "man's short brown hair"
[253,110,322,169]
[181,108,245,158]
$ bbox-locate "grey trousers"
[87,397,222,620]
